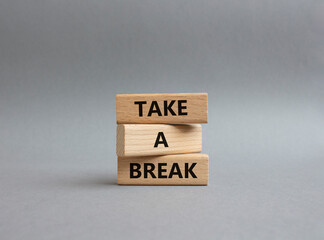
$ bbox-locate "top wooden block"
[116,93,208,124]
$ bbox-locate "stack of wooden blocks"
[116,93,209,185]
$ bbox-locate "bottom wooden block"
[118,154,209,185]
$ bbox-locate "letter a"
[154,132,169,148]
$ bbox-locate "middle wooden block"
[117,124,202,157]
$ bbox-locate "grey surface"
[1,0,324,239]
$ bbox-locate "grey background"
[1,0,324,239]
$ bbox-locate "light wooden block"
[116,93,208,124]
[118,154,209,185]
[117,124,202,157]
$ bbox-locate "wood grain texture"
[116,93,208,124]
[118,154,209,185]
[117,124,202,157]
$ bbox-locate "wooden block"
[116,93,208,124]
[117,124,202,157]
[118,154,209,185]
